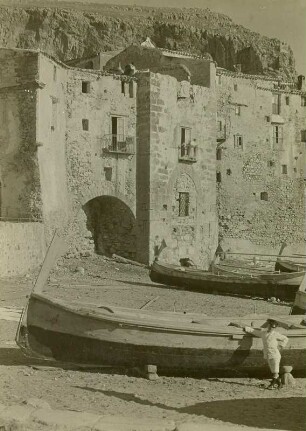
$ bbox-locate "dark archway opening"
[83,196,136,260]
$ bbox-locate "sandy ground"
[0,254,305,430]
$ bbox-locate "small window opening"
[260,192,268,201]
[218,120,222,131]
[268,160,275,167]
[178,192,190,217]
[301,130,306,142]
[272,93,280,114]
[82,119,89,131]
[217,75,221,85]
[216,148,222,160]
[301,96,306,107]
[285,96,290,105]
[104,167,112,181]
[53,66,57,81]
[293,167,297,173]
[235,106,241,116]
[265,116,270,122]
[234,135,243,149]
[226,169,232,175]
[216,172,221,183]
[234,83,238,91]
[282,164,288,174]
[82,81,90,93]
[129,81,134,98]
[121,81,125,94]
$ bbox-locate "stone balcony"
[102,134,135,155]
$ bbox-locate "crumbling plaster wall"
[64,69,137,257]
[0,222,45,276]
[36,54,70,241]
[137,72,218,267]
[216,72,305,250]
[0,48,42,220]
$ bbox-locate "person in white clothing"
[234,319,289,389]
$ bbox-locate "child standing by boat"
[234,319,289,389]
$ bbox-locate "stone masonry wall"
[0,48,42,220]
[137,72,218,267]
[216,72,306,251]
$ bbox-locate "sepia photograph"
[0,0,305,430]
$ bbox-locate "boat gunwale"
[28,293,306,338]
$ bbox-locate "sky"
[61,0,306,74]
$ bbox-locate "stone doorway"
[83,196,136,260]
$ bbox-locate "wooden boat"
[291,276,306,315]
[15,234,306,376]
[16,291,306,376]
[275,259,306,273]
[149,260,305,301]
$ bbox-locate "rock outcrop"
[0,1,297,79]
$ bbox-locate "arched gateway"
[83,196,137,260]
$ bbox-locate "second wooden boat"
[149,260,305,300]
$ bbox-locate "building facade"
[0,46,218,272]
[0,43,305,275]
[215,69,306,252]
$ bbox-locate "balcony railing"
[179,143,197,162]
[102,134,135,155]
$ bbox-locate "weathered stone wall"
[137,71,218,267]
[105,45,213,87]
[216,71,306,251]
[0,222,45,276]
[0,48,42,220]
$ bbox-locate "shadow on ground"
[75,387,305,431]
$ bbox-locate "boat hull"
[275,260,306,274]
[150,261,303,301]
[16,294,306,376]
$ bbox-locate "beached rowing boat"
[275,259,306,273]
[16,292,306,375]
[149,260,305,300]
[291,276,306,315]
[15,233,306,376]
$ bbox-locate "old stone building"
[0,45,218,274]
[0,41,305,275]
[215,68,306,253]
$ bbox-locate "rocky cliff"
[0,1,297,79]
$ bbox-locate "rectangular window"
[301,130,306,142]
[129,82,134,98]
[260,192,268,201]
[267,160,275,167]
[273,125,283,146]
[272,93,280,114]
[234,135,243,149]
[179,192,189,217]
[265,116,270,122]
[216,172,221,183]
[82,81,90,93]
[53,66,57,82]
[216,148,222,160]
[234,83,238,91]
[301,96,306,106]
[281,165,288,174]
[218,120,222,131]
[180,127,191,157]
[82,119,89,131]
[121,81,125,94]
[217,75,221,85]
[285,96,290,105]
[111,116,125,151]
[235,106,241,116]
